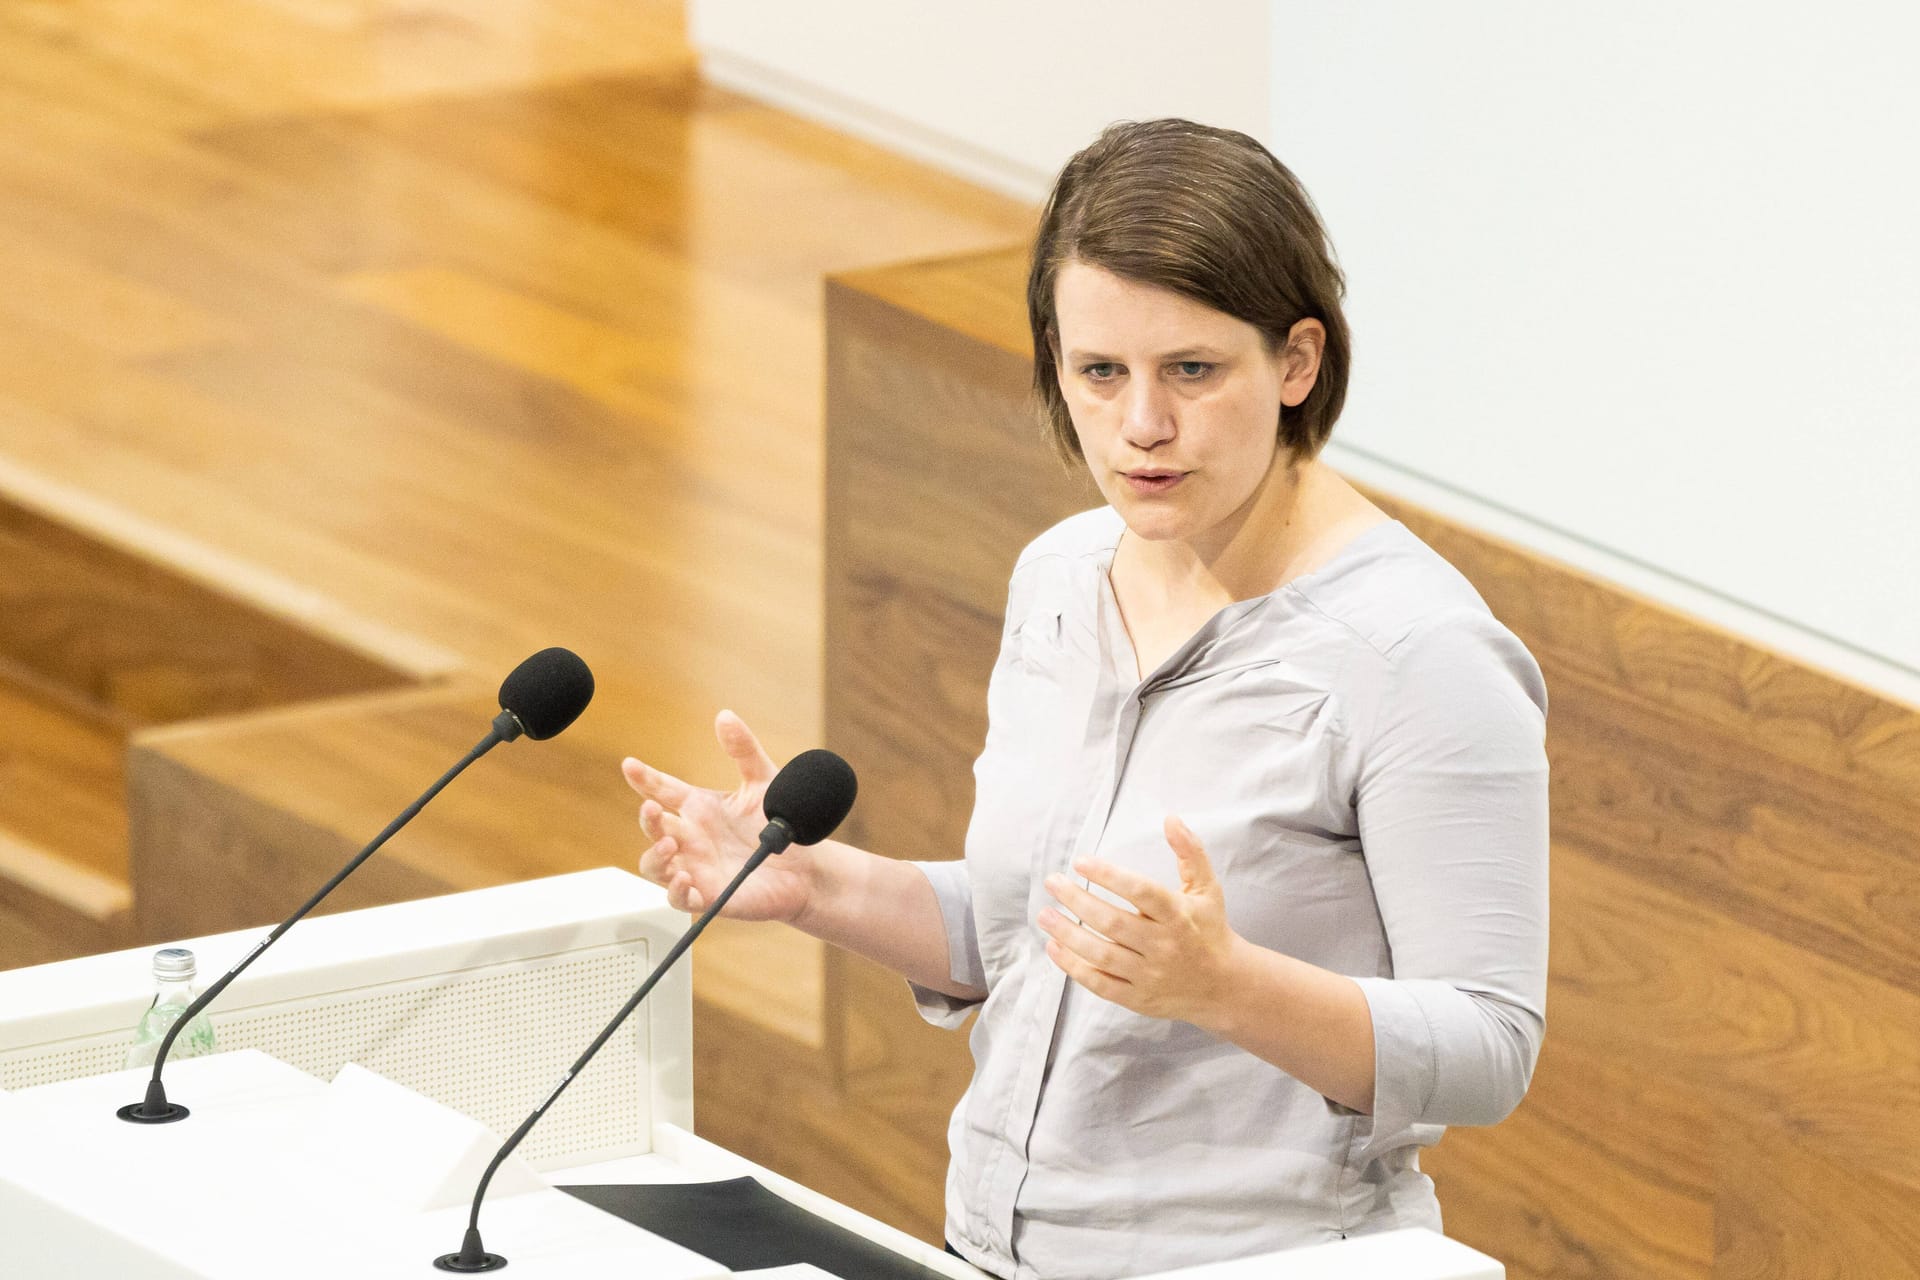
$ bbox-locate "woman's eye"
[1172,361,1213,379]
[1082,363,1119,381]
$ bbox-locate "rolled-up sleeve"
[906,858,987,1028]
[1343,608,1550,1145]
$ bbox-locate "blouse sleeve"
[905,858,986,1028]
[1345,607,1551,1146]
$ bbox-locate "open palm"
[622,711,816,922]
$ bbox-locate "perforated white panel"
[0,1033,124,1094]
[0,943,648,1168]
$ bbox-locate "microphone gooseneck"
[118,648,595,1125]
[436,748,857,1273]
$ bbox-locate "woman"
[623,119,1549,1280]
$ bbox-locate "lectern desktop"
[0,870,1503,1278]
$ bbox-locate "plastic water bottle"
[125,947,217,1069]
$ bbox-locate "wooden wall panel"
[823,281,1095,855]
[1372,500,1920,996]
[1715,1119,1920,1279]
[1426,1054,1713,1280]
[821,277,1096,1201]
[822,247,1920,1278]
[694,1000,954,1241]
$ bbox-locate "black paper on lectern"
[558,1177,954,1280]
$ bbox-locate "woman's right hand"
[621,710,817,923]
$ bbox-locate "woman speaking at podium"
[624,119,1549,1280]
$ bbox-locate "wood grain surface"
[822,248,1920,1278]
[0,0,1029,1227]
[11,3,1913,1272]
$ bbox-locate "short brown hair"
[1028,118,1352,464]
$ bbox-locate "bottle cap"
[153,948,197,981]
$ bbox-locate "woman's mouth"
[1122,471,1186,495]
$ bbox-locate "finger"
[1044,875,1146,949]
[1074,858,1178,922]
[1040,906,1139,976]
[637,835,677,883]
[715,710,778,786]
[622,757,694,808]
[1165,816,1218,893]
[1045,936,1130,1005]
[638,799,666,842]
[667,869,705,915]
[659,807,702,849]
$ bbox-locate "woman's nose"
[1120,379,1176,447]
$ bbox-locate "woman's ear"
[1278,318,1326,408]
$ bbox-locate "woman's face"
[1053,261,1318,552]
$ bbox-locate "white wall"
[1276,3,1920,695]
[689,1,1270,201]
[694,2,1920,701]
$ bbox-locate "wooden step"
[0,665,127,887]
[0,485,429,972]
[0,828,132,972]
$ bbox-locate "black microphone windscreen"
[498,648,595,740]
[763,749,858,846]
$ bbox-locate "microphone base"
[435,1228,507,1271]
[116,1100,190,1124]
[433,1252,507,1272]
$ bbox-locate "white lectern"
[0,870,1501,1279]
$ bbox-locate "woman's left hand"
[1039,815,1244,1028]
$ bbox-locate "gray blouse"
[909,507,1549,1280]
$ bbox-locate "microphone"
[118,648,596,1125]
[493,646,594,742]
[434,748,857,1273]
[757,747,859,850]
